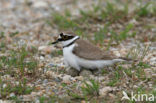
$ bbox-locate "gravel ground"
[0,0,156,102]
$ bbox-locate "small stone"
[152,74,156,78]
[150,57,156,65]
[62,75,72,84]
[38,46,54,54]
[54,77,62,82]
[40,56,44,60]
[99,87,113,97]
[48,63,55,67]
[81,81,92,87]
[92,69,101,76]
[15,81,19,85]
[39,63,45,68]
[81,100,86,103]
[35,99,40,103]
[79,69,92,77]
[66,68,79,77]
[75,76,83,81]
[35,85,41,90]
[122,64,132,68]
[33,1,48,8]
[3,84,7,88]
[9,93,15,97]
[43,79,48,84]
[109,93,116,99]
[144,69,153,78]
[22,95,33,102]
[129,19,138,25]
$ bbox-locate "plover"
[52,32,132,71]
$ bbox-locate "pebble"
[129,19,138,25]
[2,84,7,88]
[43,79,48,84]
[75,76,83,81]
[144,69,153,78]
[54,77,62,82]
[33,1,48,8]
[108,93,116,99]
[38,46,54,54]
[48,63,55,67]
[99,87,113,96]
[150,57,156,65]
[40,56,44,60]
[66,68,79,77]
[79,69,92,77]
[9,93,15,97]
[62,75,72,84]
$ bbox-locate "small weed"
[94,23,134,46]
[38,96,57,103]
[94,26,108,44]
[137,62,151,68]
[0,31,5,38]
[65,9,72,17]
[107,70,122,86]
[119,24,134,40]
[101,69,109,75]
[61,83,67,87]
[0,78,33,99]
[135,67,146,80]
[68,91,84,100]
[51,50,63,57]
[81,79,99,97]
[10,31,19,37]
[107,79,118,87]
[126,44,150,60]
[124,68,133,77]
[0,42,6,48]
[0,45,38,77]
[137,3,150,17]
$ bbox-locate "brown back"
[72,39,118,60]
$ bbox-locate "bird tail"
[113,57,137,63]
[119,57,138,62]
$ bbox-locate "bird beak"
[51,40,59,44]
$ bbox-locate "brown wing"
[72,39,117,60]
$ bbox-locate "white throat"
[61,36,79,47]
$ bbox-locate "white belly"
[63,44,115,71]
[63,44,80,70]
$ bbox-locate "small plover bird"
[52,32,132,71]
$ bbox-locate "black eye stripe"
[58,35,74,41]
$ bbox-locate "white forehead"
[58,35,61,39]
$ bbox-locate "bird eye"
[60,33,63,37]
[63,36,68,40]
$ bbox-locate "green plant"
[0,42,6,48]
[51,50,63,57]
[0,45,38,76]
[0,78,33,99]
[107,70,122,86]
[81,79,99,97]
[0,31,5,38]
[38,96,57,103]
[10,31,19,37]
[94,26,108,44]
[137,3,150,17]
[126,44,150,61]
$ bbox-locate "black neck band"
[63,37,79,48]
